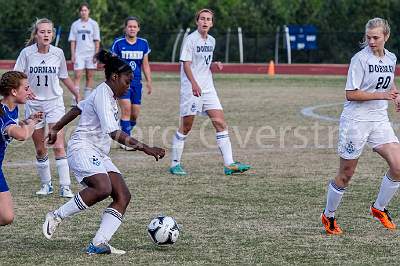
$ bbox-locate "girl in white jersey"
[14,18,81,198]
[69,2,101,100]
[42,50,165,254]
[321,18,400,235]
[169,9,250,176]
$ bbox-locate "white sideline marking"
[300,102,341,122]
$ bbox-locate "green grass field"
[2,73,400,264]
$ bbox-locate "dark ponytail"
[96,50,131,80]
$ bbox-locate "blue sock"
[130,120,136,130]
[120,120,132,136]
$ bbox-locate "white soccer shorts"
[67,148,121,184]
[25,96,65,129]
[338,117,399,160]
[74,54,97,70]
[179,89,223,117]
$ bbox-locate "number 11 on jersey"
[37,75,49,87]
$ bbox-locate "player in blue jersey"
[111,16,153,150]
[0,71,43,225]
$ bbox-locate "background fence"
[0,28,398,64]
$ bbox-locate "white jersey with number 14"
[180,30,216,93]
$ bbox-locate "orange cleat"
[321,212,343,235]
[370,204,396,230]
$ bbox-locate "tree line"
[0,0,399,63]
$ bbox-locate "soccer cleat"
[224,162,251,175]
[60,186,74,198]
[86,242,126,255]
[119,143,135,151]
[36,182,54,196]
[370,204,396,229]
[169,164,187,176]
[43,212,62,240]
[321,212,343,235]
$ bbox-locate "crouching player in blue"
[0,71,43,225]
[42,50,165,254]
[111,16,153,150]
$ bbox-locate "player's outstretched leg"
[43,211,62,239]
[42,193,89,239]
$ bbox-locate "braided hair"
[95,50,132,80]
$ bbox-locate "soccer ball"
[147,215,180,245]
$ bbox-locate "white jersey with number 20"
[342,46,396,122]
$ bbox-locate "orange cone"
[267,60,275,76]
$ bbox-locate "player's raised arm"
[7,112,43,141]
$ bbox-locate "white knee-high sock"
[216,131,234,166]
[92,208,123,245]
[374,173,400,211]
[54,193,88,219]
[56,157,71,187]
[171,131,187,167]
[36,155,51,185]
[324,181,346,218]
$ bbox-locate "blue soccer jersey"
[0,104,18,192]
[111,37,151,82]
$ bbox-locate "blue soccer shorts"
[120,81,143,105]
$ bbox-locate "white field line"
[300,102,341,122]
[300,102,400,130]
